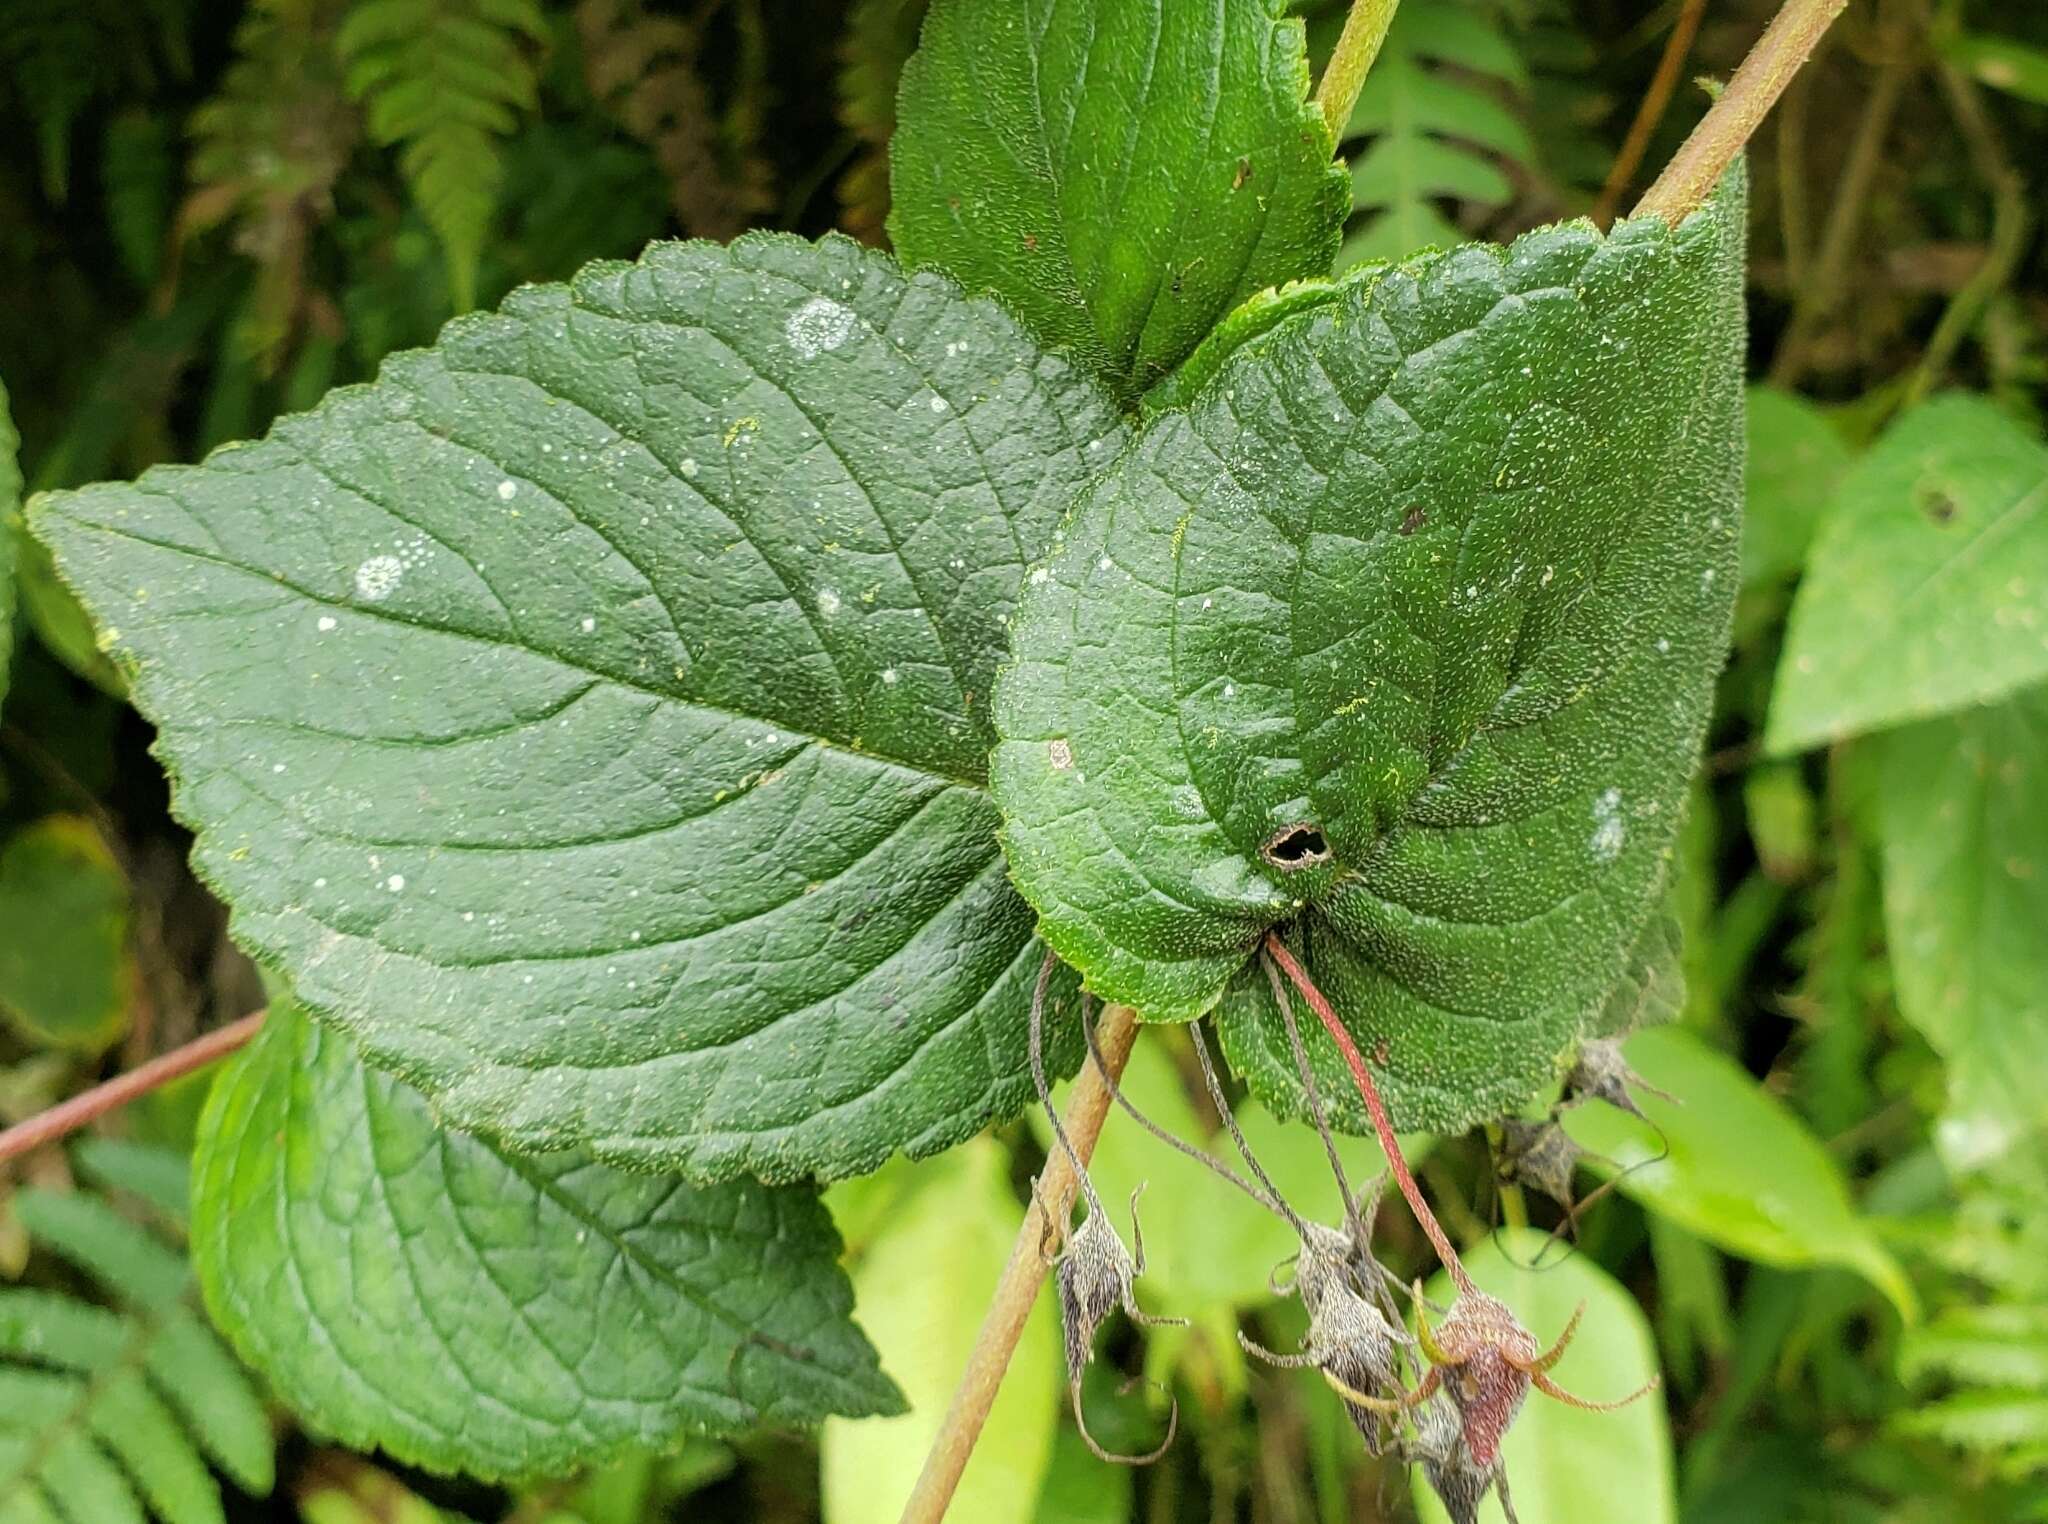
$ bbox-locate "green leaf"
[1337,0,1533,267]
[821,1137,1058,1524]
[889,0,1349,399]
[1943,31,2048,107]
[1875,685,2048,1167]
[0,816,132,1054]
[994,173,1746,1134]
[1,375,17,711]
[34,233,1121,1182]
[2,1176,274,1524]
[1740,385,1851,589]
[338,0,548,310]
[1411,1228,1673,1524]
[190,998,900,1482]
[1766,394,2048,754]
[1561,1026,1917,1320]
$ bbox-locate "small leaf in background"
[191,999,899,1482]
[1740,385,1852,590]
[835,0,928,244]
[339,0,549,310]
[1876,684,2048,1168]
[822,1137,1058,1524]
[1942,31,2048,107]
[1766,394,2048,754]
[35,233,1121,1182]
[1335,0,1533,266]
[1029,1426,1131,1524]
[1562,1026,1917,1320]
[294,1456,455,1524]
[0,815,132,1053]
[2,1164,275,1524]
[1411,1229,1674,1524]
[890,0,1348,399]
[1743,761,1817,884]
[996,174,1744,1134]
[1,374,17,711]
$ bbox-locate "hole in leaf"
[1261,824,1330,871]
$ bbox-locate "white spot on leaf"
[786,296,855,358]
[1589,788,1626,863]
[497,479,517,501]
[1048,739,1074,770]
[354,555,404,601]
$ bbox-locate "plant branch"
[1263,934,1471,1294]
[1634,0,1853,226]
[1594,0,1710,227]
[1314,0,1400,141]
[1767,29,1914,384]
[900,1002,1140,1524]
[0,1010,266,1166]
[1901,57,2031,407]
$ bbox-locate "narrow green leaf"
[1561,1026,1917,1320]
[890,0,1348,399]
[821,1137,1058,1524]
[1766,394,2048,753]
[35,233,1121,1182]
[1412,1229,1673,1524]
[1,375,18,712]
[1943,32,2048,106]
[996,174,1746,1133]
[1740,385,1851,589]
[191,1000,900,1483]
[1876,686,2048,1167]
[0,816,133,1054]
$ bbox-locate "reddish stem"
[0,1010,267,1166]
[1263,933,1471,1292]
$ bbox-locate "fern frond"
[184,0,358,371]
[1903,1306,2048,1390]
[339,0,548,309]
[836,0,926,244]
[0,1166,272,1524]
[0,0,124,198]
[1331,0,1533,266]
[72,1138,191,1224]
[576,0,772,241]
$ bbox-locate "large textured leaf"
[191,1000,900,1482]
[994,174,1745,1133]
[889,0,1349,400]
[1562,1026,1916,1319]
[1,375,17,710]
[1876,686,2048,1168]
[1412,1230,1673,1524]
[34,233,1121,1181]
[1766,394,2048,754]
[821,1138,1057,1524]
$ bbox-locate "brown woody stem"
[1633,0,1853,225]
[1263,933,1471,1294]
[0,1010,267,1166]
[1593,0,1709,226]
[900,1003,1140,1524]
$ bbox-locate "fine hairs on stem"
[1031,951,1106,1227]
[1078,996,1290,1222]
[1264,932,1473,1294]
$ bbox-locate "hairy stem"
[0,1010,267,1166]
[1593,0,1709,226]
[1902,57,2030,407]
[1634,0,1853,225]
[1263,933,1471,1294]
[1314,0,1400,140]
[901,1002,1139,1524]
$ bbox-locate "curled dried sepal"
[1563,1037,1676,1121]
[1049,1190,1184,1464]
[1409,1399,1518,1524]
[1495,1118,1585,1213]
[1397,1285,1660,1466]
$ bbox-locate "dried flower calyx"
[1563,1037,1676,1120]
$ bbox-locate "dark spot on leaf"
[1399,505,1426,535]
[1022,233,1038,251]
[1372,1038,1391,1067]
[1261,824,1331,870]
[1232,155,1252,191]
[1920,488,1957,524]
